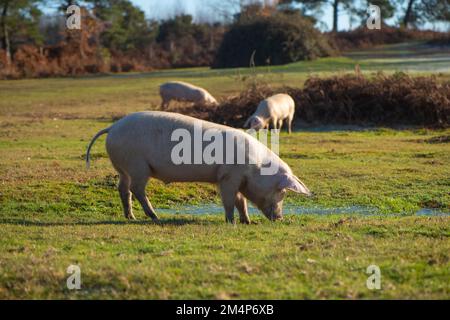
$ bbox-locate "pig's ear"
[244,117,252,128]
[279,174,311,195]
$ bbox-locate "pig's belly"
[150,163,219,184]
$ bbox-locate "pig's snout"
[270,214,283,221]
[263,205,283,221]
[271,211,283,221]
[252,123,264,130]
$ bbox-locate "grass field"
[0,43,449,299]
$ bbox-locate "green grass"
[0,43,449,299]
[0,215,448,299]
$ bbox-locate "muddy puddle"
[156,204,449,216]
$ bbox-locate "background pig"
[244,93,295,133]
[159,81,219,109]
[86,111,310,224]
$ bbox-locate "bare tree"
[0,0,11,65]
[402,0,415,27]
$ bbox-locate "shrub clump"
[213,12,336,68]
[427,33,450,46]
[329,27,445,51]
[178,73,449,128]
[290,73,449,127]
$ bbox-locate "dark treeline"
[0,0,226,78]
[0,0,449,78]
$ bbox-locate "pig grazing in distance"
[159,81,219,109]
[86,111,310,224]
[244,94,295,133]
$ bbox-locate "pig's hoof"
[240,219,251,225]
[151,217,161,225]
[126,215,136,220]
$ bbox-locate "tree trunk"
[332,0,339,32]
[403,0,415,28]
[1,1,11,65]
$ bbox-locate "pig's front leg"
[235,192,250,224]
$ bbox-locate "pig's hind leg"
[128,162,159,221]
[118,173,135,220]
[235,192,250,224]
[287,115,293,134]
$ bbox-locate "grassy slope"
[0,43,449,299]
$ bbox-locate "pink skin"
[86,112,311,223]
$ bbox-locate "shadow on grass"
[0,217,214,227]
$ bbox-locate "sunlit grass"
[0,215,448,299]
[0,43,449,299]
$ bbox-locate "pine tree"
[0,0,43,65]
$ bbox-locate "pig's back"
[160,81,203,100]
[106,112,240,183]
[267,94,294,118]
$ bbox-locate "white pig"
[159,81,219,109]
[86,111,310,224]
[244,93,295,133]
